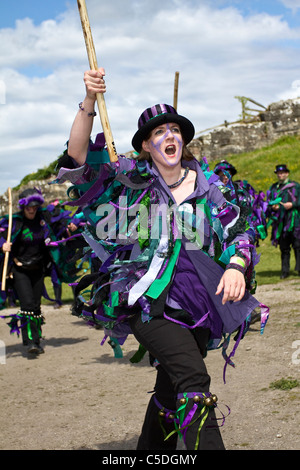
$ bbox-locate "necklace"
[167,167,190,189]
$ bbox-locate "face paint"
[148,123,183,167]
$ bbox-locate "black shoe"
[27,344,40,354]
[250,310,261,325]
[37,345,44,354]
[70,299,83,317]
[280,273,289,279]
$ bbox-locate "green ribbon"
[26,316,43,341]
[129,344,147,363]
[218,244,236,265]
[102,291,119,319]
[23,228,34,241]
[137,192,152,249]
[164,392,210,450]
[256,224,267,239]
[108,337,123,358]
[195,407,209,449]
[268,197,282,205]
[27,319,32,341]
[288,209,296,232]
[145,239,182,300]
[276,221,283,239]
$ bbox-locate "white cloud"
[279,0,300,13]
[277,78,300,100]
[0,1,300,194]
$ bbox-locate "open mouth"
[165,144,176,156]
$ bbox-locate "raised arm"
[68,68,106,166]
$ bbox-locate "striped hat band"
[138,104,177,128]
[132,103,195,152]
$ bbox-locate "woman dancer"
[56,68,268,450]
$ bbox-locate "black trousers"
[129,314,225,450]
[12,265,44,346]
[279,233,300,274]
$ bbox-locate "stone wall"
[0,179,71,217]
[188,97,300,161]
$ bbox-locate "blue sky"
[0,1,69,28]
[1,1,300,27]
[0,0,300,194]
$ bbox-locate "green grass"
[43,276,75,305]
[269,377,299,391]
[210,135,300,194]
[255,234,299,285]
[209,134,300,286]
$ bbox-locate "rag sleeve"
[208,184,257,275]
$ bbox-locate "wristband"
[229,256,246,269]
[79,102,97,117]
[226,263,246,275]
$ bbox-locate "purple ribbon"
[153,395,178,425]
[163,311,209,329]
[66,164,112,207]
[222,321,245,384]
[100,244,134,273]
[47,233,83,246]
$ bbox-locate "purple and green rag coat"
[266,178,300,246]
[55,139,269,373]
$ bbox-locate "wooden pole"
[173,71,180,110]
[77,0,118,162]
[1,188,12,291]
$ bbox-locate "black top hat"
[132,104,195,152]
[274,164,290,173]
[214,160,237,176]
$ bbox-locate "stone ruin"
[188,97,300,161]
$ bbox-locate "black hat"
[131,104,195,152]
[214,160,237,176]
[274,164,289,173]
[18,188,44,207]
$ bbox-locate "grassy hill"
[209,134,300,286]
[210,134,300,194]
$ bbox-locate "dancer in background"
[266,164,300,278]
[214,160,268,246]
[0,188,82,355]
[1,188,48,354]
[44,199,83,308]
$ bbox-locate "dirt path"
[0,279,299,451]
